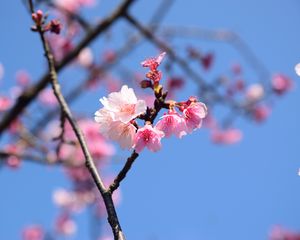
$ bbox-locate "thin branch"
[108,151,139,193]
[0,0,136,137]
[29,2,128,239]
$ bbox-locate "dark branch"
[108,151,139,193]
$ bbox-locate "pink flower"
[269,226,300,240]
[141,52,166,71]
[94,109,136,149]
[252,105,271,123]
[16,70,31,86]
[200,52,214,70]
[133,124,164,153]
[155,110,187,138]
[211,128,242,145]
[38,88,57,106]
[54,0,95,13]
[272,74,293,95]
[183,101,208,133]
[62,120,114,165]
[77,47,93,67]
[22,225,44,240]
[55,213,77,236]
[0,96,12,111]
[245,83,264,102]
[99,85,147,123]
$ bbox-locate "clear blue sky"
[0,1,299,240]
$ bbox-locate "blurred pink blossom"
[211,128,243,145]
[272,74,293,95]
[54,0,95,13]
[0,96,12,111]
[77,47,93,67]
[55,213,77,236]
[252,105,271,123]
[245,83,264,102]
[38,88,57,106]
[59,119,115,165]
[22,225,44,240]
[16,70,31,86]
[269,226,300,240]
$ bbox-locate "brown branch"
[108,151,139,193]
[0,0,136,138]
[29,3,128,240]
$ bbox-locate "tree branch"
[29,3,128,239]
[108,151,139,193]
[0,0,136,138]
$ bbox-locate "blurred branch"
[124,13,208,90]
[160,26,271,84]
[0,0,136,138]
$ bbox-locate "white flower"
[94,109,136,149]
[246,84,264,102]
[99,85,146,123]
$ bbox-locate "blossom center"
[121,104,136,115]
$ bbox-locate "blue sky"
[0,0,299,239]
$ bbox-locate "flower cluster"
[95,53,208,153]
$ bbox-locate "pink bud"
[0,96,12,111]
[211,128,242,145]
[22,225,44,240]
[272,74,293,95]
[31,10,43,25]
[141,52,166,71]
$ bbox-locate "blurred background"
[0,0,299,239]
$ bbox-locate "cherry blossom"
[155,110,187,138]
[22,225,44,240]
[99,85,147,123]
[252,104,271,123]
[94,109,137,149]
[141,52,166,71]
[133,124,165,153]
[245,83,264,102]
[295,63,300,77]
[54,0,95,13]
[77,47,93,67]
[0,96,12,111]
[58,119,114,165]
[272,74,293,95]
[55,213,77,236]
[211,128,243,145]
[269,225,300,240]
[183,101,208,133]
[38,88,58,106]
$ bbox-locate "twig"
[29,2,128,239]
[108,151,139,193]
